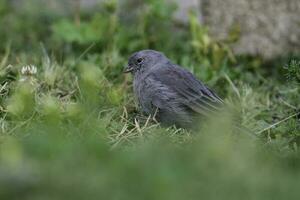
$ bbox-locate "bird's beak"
[123,65,133,73]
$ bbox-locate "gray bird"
[124,49,224,129]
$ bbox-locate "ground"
[0,0,299,199]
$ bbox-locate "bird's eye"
[137,58,144,64]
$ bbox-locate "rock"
[200,0,300,59]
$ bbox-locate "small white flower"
[21,65,37,76]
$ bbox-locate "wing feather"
[149,64,223,115]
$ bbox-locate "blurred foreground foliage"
[0,0,299,199]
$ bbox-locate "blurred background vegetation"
[0,0,299,199]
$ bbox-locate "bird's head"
[124,50,169,74]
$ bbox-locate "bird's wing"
[148,64,224,116]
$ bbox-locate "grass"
[0,0,300,199]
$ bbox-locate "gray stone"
[200,0,300,58]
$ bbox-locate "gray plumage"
[124,49,224,129]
